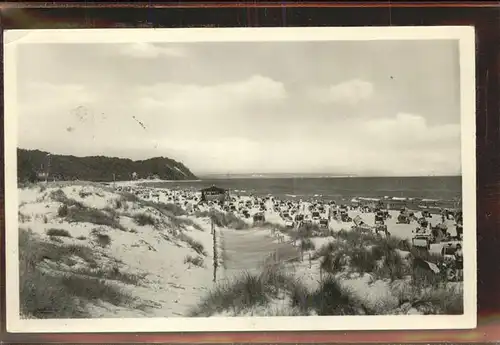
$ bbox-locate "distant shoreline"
[114,179,203,186]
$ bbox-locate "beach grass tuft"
[133,212,157,227]
[46,228,72,238]
[178,233,207,256]
[19,228,139,318]
[190,265,363,317]
[184,255,205,267]
[195,210,249,230]
[90,228,112,247]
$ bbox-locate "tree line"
[17,148,198,183]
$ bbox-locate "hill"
[17,149,198,182]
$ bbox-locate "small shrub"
[46,228,72,238]
[49,236,64,243]
[49,189,68,203]
[76,236,86,240]
[184,255,204,267]
[58,204,69,217]
[90,229,111,248]
[133,213,157,227]
[320,252,345,274]
[157,202,186,217]
[313,241,337,259]
[78,190,92,198]
[335,227,378,247]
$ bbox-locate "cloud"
[135,75,287,127]
[119,43,188,59]
[361,113,460,149]
[16,76,289,160]
[16,79,460,176]
[309,79,374,105]
[19,81,95,106]
[332,113,462,175]
[143,112,461,176]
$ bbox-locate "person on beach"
[454,243,463,281]
[456,220,463,240]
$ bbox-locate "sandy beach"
[17,180,464,318]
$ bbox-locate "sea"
[141,176,462,204]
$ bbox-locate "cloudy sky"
[16,40,461,176]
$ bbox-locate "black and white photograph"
[4,27,476,333]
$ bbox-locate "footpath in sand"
[219,227,300,281]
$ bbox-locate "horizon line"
[17,148,461,179]
[197,173,462,178]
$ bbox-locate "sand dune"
[17,181,463,318]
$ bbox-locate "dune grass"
[71,265,147,286]
[57,200,126,231]
[184,255,204,267]
[154,202,187,217]
[308,226,463,314]
[292,275,366,316]
[195,210,248,230]
[46,228,72,238]
[393,280,463,314]
[133,212,157,227]
[189,266,295,316]
[141,200,186,217]
[90,228,112,248]
[178,233,207,256]
[19,228,140,318]
[190,265,363,317]
[50,188,126,230]
[313,226,455,284]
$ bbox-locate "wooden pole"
[309,253,312,268]
[212,218,217,283]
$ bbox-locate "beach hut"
[200,185,229,203]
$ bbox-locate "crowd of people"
[116,184,464,280]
